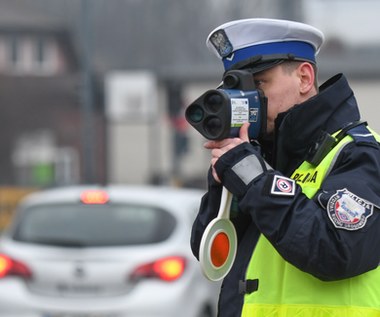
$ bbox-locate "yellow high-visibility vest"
[241,129,380,317]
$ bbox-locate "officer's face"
[253,62,317,134]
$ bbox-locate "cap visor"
[246,60,285,74]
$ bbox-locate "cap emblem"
[209,29,233,58]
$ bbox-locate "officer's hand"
[204,122,250,183]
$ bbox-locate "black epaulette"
[306,121,377,166]
[346,124,378,147]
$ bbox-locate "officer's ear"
[297,62,316,95]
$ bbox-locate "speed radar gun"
[185,70,267,281]
[185,69,267,141]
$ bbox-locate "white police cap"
[206,18,324,72]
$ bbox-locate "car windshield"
[12,203,176,247]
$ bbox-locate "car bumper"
[0,275,218,317]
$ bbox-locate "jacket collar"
[273,73,361,173]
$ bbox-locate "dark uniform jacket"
[190,73,380,316]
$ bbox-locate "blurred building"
[0,2,106,187]
[0,0,379,189]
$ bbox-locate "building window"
[9,36,20,67]
[35,37,46,65]
[12,130,80,187]
[2,34,61,75]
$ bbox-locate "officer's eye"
[254,79,264,87]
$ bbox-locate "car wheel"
[198,304,214,317]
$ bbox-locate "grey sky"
[305,0,380,46]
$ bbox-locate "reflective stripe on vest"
[241,129,380,317]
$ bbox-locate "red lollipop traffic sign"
[199,187,237,281]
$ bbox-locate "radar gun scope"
[185,70,267,140]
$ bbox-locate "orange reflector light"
[0,254,32,279]
[153,256,186,281]
[131,256,186,282]
[80,190,109,204]
[0,255,11,278]
[210,232,230,268]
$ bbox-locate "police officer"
[190,18,380,316]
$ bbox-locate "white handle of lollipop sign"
[199,186,238,281]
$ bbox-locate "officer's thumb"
[239,122,250,142]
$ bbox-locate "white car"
[0,185,220,317]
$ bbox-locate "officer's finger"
[211,148,224,160]
[211,166,221,183]
[204,138,232,149]
[204,140,216,149]
[239,122,250,142]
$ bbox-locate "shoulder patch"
[270,175,295,196]
[327,188,373,230]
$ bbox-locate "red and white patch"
[270,175,295,196]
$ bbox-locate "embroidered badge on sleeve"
[270,175,295,196]
[327,188,373,230]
